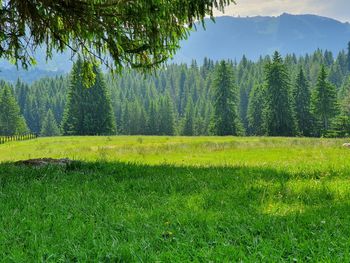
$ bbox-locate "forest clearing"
[1,136,350,261]
[1,0,350,261]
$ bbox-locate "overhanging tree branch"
[0,0,235,71]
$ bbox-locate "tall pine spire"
[0,84,28,136]
[211,61,241,136]
[247,84,265,136]
[311,65,338,134]
[264,51,295,136]
[63,58,116,135]
[293,67,313,136]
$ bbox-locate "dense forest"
[1,43,350,137]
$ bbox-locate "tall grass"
[0,136,350,261]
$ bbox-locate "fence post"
[0,133,40,145]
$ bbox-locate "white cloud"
[215,0,350,22]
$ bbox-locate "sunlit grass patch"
[1,136,350,261]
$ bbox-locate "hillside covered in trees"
[1,44,350,137]
[2,13,350,81]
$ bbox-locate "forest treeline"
[1,43,350,137]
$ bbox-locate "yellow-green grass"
[1,136,350,261]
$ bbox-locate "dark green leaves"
[0,0,234,71]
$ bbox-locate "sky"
[214,0,350,22]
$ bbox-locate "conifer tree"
[0,84,29,136]
[311,65,338,134]
[211,61,241,136]
[293,68,313,136]
[347,41,350,72]
[15,79,28,114]
[5,47,350,138]
[16,116,29,135]
[40,110,61,137]
[264,51,295,136]
[177,68,187,116]
[147,101,159,135]
[327,115,350,138]
[182,98,195,136]
[129,101,141,135]
[24,98,41,134]
[139,106,149,135]
[159,95,175,135]
[239,86,249,132]
[341,79,350,116]
[63,58,116,135]
[121,102,131,134]
[247,84,265,135]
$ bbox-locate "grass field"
[1,136,350,261]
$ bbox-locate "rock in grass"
[15,158,72,167]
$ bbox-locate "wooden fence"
[0,134,38,145]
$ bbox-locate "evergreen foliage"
[0,84,28,136]
[2,44,350,138]
[158,95,175,136]
[63,58,116,135]
[293,68,314,136]
[40,110,61,137]
[348,41,350,72]
[147,102,159,135]
[311,66,338,135]
[1,0,233,70]
[264,52,295,136]
[211,61,241,136]
[247,84,266,135]
[327,115,350,138]
[182,99,195,136]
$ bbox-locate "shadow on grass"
[0,161,349,261]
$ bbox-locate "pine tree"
[24,97,41,134]
[121,102,131,134]
[159,94,175,135]
[327,115,350,138]
[139,106,148,135]
[147,101,159,135]
[0,84,29,136]
[293,67,313,136]
[211,61,241,136]
[16,116,29,135]
[15,79,28,114]
[247,84,265,135]
[347,41,350,72]
[129,101,141,135]
[331,84,350,138]
[63,58,116,135]
[311,65,338,134]
[182,98,194,136]
[264,51,295,136]
[239,85,249,132]
[40,109,60,137]
[5,47,350,138]
[341,79,350,116]
[177,68,187,116]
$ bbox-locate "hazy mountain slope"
[1,13,350,82]
[173,13,350,63]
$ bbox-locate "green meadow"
[1,136,350,261]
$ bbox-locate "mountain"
[173,13,350,63]
[1,13,350,82]
[0,68,65,83]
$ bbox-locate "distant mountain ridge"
[1,13,350,82]
[173,13,350,63]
